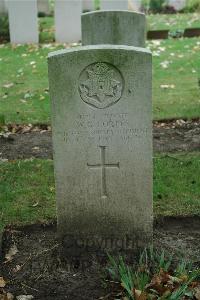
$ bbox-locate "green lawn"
[0,37,199,123]
[0,153,200,230]
[147,12,200,31]
[39,17,55,43]
[39,13,200,39]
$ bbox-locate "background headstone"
[168,0,186,10]
[128,0,141,11]
[0,0,7,15]
[82,0,94,11]
[7,0,38,44]
[48,44,152,253]
[82,10,145,47]
[100,0,128,10]
[37,0,50,15]
[54,0,82,43]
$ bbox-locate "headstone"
[37,0,50,15]
[82,0,94,11]
[128,0,141,11]
[7,0,38,44]
[82,10,145,47]
[48,47,152,253]
[54,0,82,43]
[168,0,186,10]
[0,0,7,15]
[100,0,128,10]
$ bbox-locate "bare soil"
[0,120,200,160]
[0,217,200,300]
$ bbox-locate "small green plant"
[149,0,168,13]
[107,248,200,299]
[182,0,200,12]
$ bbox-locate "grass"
[0,153,200,230]
[38,13,200,39]
[0,37,200,123]
[39,17,55,43]
[149,37,200,120]
[147,12,200,31]
[0,159,55,230]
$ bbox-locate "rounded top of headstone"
[81,10,146,48]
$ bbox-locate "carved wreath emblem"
[79,62,123,109]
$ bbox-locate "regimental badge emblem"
[79,62,123,109]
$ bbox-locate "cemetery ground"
[1,37,200,123]
[0,16,200,300]
[39,13,200,43]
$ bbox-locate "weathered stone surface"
[54,0,82,43]
[82,10,145,47]
[48,45,152,252]
[7,0,38,44]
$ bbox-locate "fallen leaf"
[6,293,14,300]
[16,296,34,300]
[3,83,14,89]
[160,84,175,89]
[133,289,147,300]
[24,92,31,99]
[32,146,39,151]
[194,286,200,300]
[5,244,18,263]
[0,277,6,288]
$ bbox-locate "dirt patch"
[0,120,200,160]
[0,217,200,300]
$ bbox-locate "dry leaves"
[0,292,14,300]
[160,84,175,89]
[0,277,14,300]
[16,296,34,300]
[5,245,18,263]
[3,83,14,89]
[194,286,200,300]
[0,278,6,288]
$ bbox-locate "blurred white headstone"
[7,0,38,44]
[128,0,141,11]
[168,0,186,10]
[101,0,128,10]
[55,0,82,43]
[0,0,8,15]
[82,0,94,11]
[37,0,50,15]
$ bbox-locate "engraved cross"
[87,146,120,199]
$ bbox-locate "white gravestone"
[54,0,82,43]
[48,44,153,254]
[37,0,50,15]
[82,10,145,47]
[7,0,38,44]
[128,0,141,11]
[101,0,128,10]
[0,0,7,15]
[82,0,94,11]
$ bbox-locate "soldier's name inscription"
[62,112,149,144]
